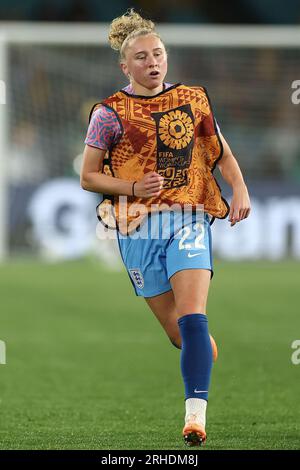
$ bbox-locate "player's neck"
[130,82,164,96]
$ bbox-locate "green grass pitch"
[0,259,299,450]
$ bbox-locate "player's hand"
[134,172,164,198]
[228,183,251,227]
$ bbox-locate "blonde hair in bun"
[108,9,163,61]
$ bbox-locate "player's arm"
[80,144,164,198]
[217,133,251,226]
[80,144,133,196]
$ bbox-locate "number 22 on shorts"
[178,223,206,251]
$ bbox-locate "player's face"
[121,35,168,96]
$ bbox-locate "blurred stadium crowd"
[2,0,300,187]
[8,44,300,185]
[1,0,300,23]
[1,0,300,258]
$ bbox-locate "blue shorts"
[117,211,213,298]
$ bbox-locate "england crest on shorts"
[129,268,144,289]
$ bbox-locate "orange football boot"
[182,414,207,447]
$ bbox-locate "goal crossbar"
[0,23,300,47]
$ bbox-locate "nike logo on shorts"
[187,252,202,258]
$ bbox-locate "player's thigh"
[145,290,181,347]
[166,213,213,316]
[170,268,211,316]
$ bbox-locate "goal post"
[0,34,8,260]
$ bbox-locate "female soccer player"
[81,9,251,446]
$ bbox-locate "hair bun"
[108,8,155,51]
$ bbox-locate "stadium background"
[0,0,299,450]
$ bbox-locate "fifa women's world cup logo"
[152,104,194,190]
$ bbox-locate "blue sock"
[178,313,213,401]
